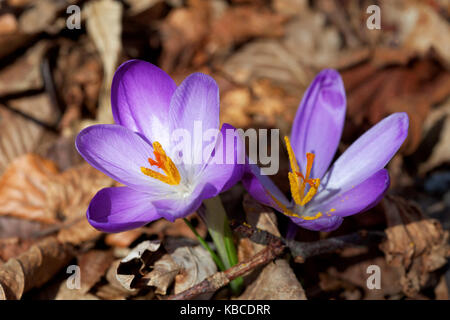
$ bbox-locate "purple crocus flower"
[242,69,409,232]
[76,60,243,232]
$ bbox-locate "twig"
[166,222,386,300]
[167,235,285,300]
[287,230,386,263]
[232,221,385,261]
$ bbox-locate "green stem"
[183,218,226,272]
[202,196,243,296]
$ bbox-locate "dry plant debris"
[0,0,449,301]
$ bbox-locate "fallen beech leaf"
[435,275,449,300]
[0,154,60,223]
[102,260,139,299]
[105,229,144,248]
[238,259,306,300]
[207,6,287,56]
[221,8,342,92]
[415,99,450,175]
[239,194,280,260]
[0,237,34,262]
[141,253,180,295]
[124,0,162,15]
[84,0,123,123]
[322,253,403,300]
[53,38,103,129]
[77,250,115,294]
[0,216,46,239]
[238,195,307,300]
[165,238,217,296]
[222,39,310,92]
[55,284,100,300]
[0,93,59,174]
[116,240,166,291]
[94,283,130,300]
[0,41,47,96]
[380,195,450,298]
[0,154,113,228]
[384,1,450,69]
[0,237,73,300]
[159,2,209,71]
[144,214,207,241]
[342,53,450,154]
[56,219,101,245]
[0,13,18,35]
[18,0,76,34]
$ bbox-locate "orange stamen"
[284,136,321,207]
[140,141,180,185]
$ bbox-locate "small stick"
[167,236,285,300]
[167,223,386,300]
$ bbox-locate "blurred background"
[0,0,449,300]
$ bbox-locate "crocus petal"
[111,60,176,147]
[291,215,343,232]
[315,112,408,203]
[76,124,172,195]
[307,169,390,218]
[87,187,160,233]
[242,163,291,212]
[198,123,245,198]
[290,69,346,179]
[150,183,210,222]
[168,73,220,176]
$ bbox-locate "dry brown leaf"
[207,6,287,56]
[0,237,34,263]
[0,13,18,35]
[380,195,450,298]
[434,274,449,300]
[77,250,115,295]
[237,195,307,300]
[54,283,100,300]
[105,229,144,248]
[383,1,450,69]
[124,0,163,15]
[94,283,129,300]
[159,1,209,71]
[221,8,341,92]
[0,93,59,174]
[144,213,207,241]
[102,260,139,299]
[53,38,103,129]
[116,240,166,291]
[84,0,123,123]
[220,87,252,128]
[17,0,76,35]
[0,237,73,300]
[321,252,403,300]
[165,238,217,297]
[273,0,308,15]
[221,39,310,93]
[0,154,113,244]
[238,259,307,300]
[56,219,101,245]
[239,194,280,261]
[0,40,47,96]
[116,238,218,296]
[342,53,450,155]
[0,216,45,239]
[416,98,450,175]
[0,154,60,223]
[142,253,180,295]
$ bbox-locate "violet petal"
[87,187,160,233]
[290,69,346,179]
